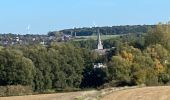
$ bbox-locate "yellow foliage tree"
[154,59,165,73]
[121,51,133,62]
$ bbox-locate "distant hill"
[57,25,155,36]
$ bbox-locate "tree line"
[0,44,102,92]
[1,23,170,96]
[57,25,155,36]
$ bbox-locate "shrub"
[0,86,6,96]
[0,85,32,97]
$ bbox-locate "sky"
[0,0,170,34]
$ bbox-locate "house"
[94,63,107,69]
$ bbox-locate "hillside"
[102,86,170,100]
[51,25,155,36]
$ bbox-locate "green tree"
[145,23,170,50]
[108,56,131,86]
[23,45,52,91]
[0,49,35,86]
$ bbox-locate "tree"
[145,23,170,50]
[0,49,35,86]
[81,68,108,88]
[145,68,159,86]
[108,56,131,86]
[131,63,146,85]
[23,45,52,91]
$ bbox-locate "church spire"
[97,29,103,50]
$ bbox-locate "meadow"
[73,35,121,41]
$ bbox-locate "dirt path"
[0,90,98,100]
[102,86,170,100]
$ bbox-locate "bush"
[145,69,159,86]
[0,86,6,96]
[0,85,32,97]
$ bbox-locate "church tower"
[97,29,103,50]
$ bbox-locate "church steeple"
[97,29,103,50]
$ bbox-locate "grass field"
[102,86,170,100]
[1,86,170,100]
[73,35,120,41]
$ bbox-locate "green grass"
[74,35,120,41]
[0,46,4,51]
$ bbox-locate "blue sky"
[0,0,170,34]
